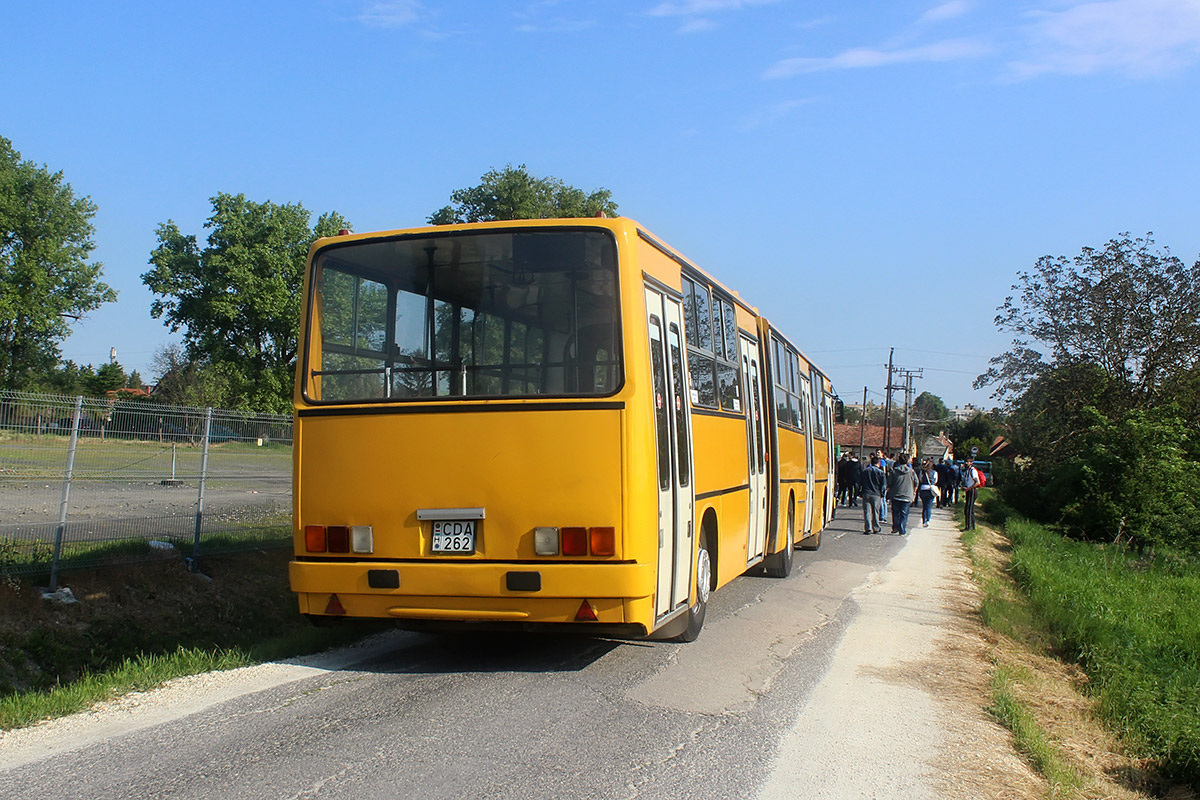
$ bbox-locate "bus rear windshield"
[307,229,621,402]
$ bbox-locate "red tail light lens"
[328,525,350,553]
[589,527,615,556]
[561,527,587,556]
[305,525,327,552]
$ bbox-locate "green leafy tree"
[33,360,93,396]
[142,194,350,412]
[83,361,127,396]
[911,391,948,424]
[946,412,999,458]
[0,136,116,389]
[149,344,233,409]
[977,232,1200,407]
[428,164,618,224]
[1050,407,1200,550]
[980,233,1200,548]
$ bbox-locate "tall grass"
[1004,517,1200,788]
[989,664,1084,798]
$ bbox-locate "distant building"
[948,404,983,421]
[833,423,915,459]
[919,432,954,461]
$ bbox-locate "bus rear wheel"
[675,528,711,642]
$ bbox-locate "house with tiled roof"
[833,423,915,459]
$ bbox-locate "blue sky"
[4,0,1199,409]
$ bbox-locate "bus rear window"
[307,230,621,402]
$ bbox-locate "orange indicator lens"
[305,525,327,552]
[589,527,615,557]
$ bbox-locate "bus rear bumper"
[290,559,656,630]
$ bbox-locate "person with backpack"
[961,456,983,530]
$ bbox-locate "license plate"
[431,520,476,553]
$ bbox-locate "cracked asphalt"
[0,504,1012,799]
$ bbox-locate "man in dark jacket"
[844,454,861,506]
[886,452,919,536]
[858,453,887,534]
[935,458,955,507]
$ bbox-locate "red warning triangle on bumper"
[325,594,346,615]
[575,600,597,621]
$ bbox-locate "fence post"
[189,407,213,572]
[49,395,84,592]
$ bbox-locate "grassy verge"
[1003,516,1200,789]
[988,663,1085,798]
[0,548,383,730]
[964,493,1200,796]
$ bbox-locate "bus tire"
[675,528,711,642]
[763,497,794,578]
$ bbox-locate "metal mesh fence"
[0,390,292,583]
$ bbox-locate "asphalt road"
[0,504,982,800]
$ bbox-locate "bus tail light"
[305,525,327,552]
[589,527,615,556]
[575,600,598,621]
[561,527,587,556]
[328,525,350,553]
[534,527,559,555]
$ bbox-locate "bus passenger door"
[800,376,816,534]
[645,288,695,619]
[741,335,768,563]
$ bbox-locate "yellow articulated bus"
[289,217,835,641]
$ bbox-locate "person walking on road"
[876,450,889,522]
[887,452,919,536]
[858,453,887,534]
[916,458,938,527]
[934,458,953,508]
[962,456,980,530]
[845,453,861,506]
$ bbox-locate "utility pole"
[896,367,924,454]
[858,386,867,456]
[882,348,895,451]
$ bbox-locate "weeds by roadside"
[0,549,383,730]
[963,494,1199,798]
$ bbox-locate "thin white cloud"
[918,0,973,25]
[649,0,780,33]
[648,0,779,16]
[739,98,813,130]
[1010,0,1200,78]
[678,17,719,34]
[514,1,594,34]
[515,18,596,33]
[357,0,424,28]
[765,38,989,77]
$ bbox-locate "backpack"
[976,468,986,488]
[961,466,979,489]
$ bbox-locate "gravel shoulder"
[757,507,1045,799]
